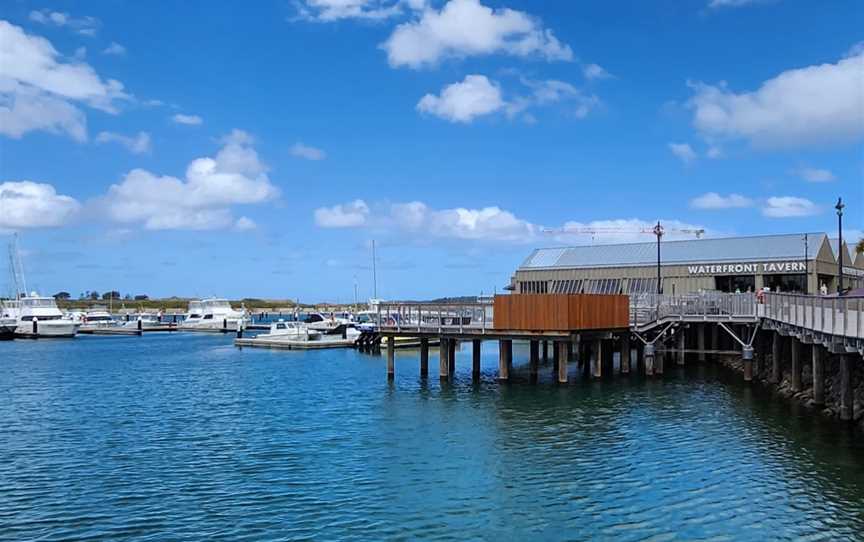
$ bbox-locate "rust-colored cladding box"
[492,294,630,331]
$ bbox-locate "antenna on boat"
[371,239,378,300]
[8,233,27,299]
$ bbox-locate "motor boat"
[120,312,162,329]
[302,312,351,334]
[179,298,248,331]
[79,306,118,328]
[257,320,322,341]
[10,293,80,338]
[0,303,15,340]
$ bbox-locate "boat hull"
[15,320,80,338]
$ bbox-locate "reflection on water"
[1,335,862,540]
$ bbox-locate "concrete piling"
[771,332,781,384]
[812,345,824,405]
[420,338,429,377]
[439,338,449,380]
[498,339,512,381]
[698,324,706,362]
[472,339,481,379]
[839,355,853,421]
[790,339,802,392]
[529,340,539,380]
[644,343,655,376]
[677,330,685,366]
[386,336,395,380]
[592,338,603,378]
[620,336,630,374]
[743,345,754,382]
[558,341,568,384]
[448,339,456,376]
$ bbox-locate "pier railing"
[762,292,863,339]
[376,301,494,333]
[630,292,758,328]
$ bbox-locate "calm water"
[2,334,863,541]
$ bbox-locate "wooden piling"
[386,336,395,380]
[839,355,853,421]
[771,332,781,384]
[542,340,548,362]
[558,341,568,384]
[439,338,449,379]
[552,341,560,373]
[790,339,802,392]
[592,338,602,378]
[812,345,824,406]
[698,324,706,362]
[620,335,630,374]
[498,339,512,381]
[529,340,539,379]
[420,338,429,377]
[472,339,481,378]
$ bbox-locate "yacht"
[302,312,351,334]
[0,302,15,340]
[179,298,248,331]
[10,294,80,338]
[80,306,117,327]
[120,312,161,329]
[258,320,322,340]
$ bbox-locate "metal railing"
[762,292,863,339]
[630,292,758,328]
[376,301,495,333]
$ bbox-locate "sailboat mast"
[372,240,378,299]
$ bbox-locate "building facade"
[512,233,864,296]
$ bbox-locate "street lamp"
[803,233,808,295]
[653,221,664,296]
[836,197,844,294]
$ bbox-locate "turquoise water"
[2,334,863,541]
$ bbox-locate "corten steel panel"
[493,294,629,331]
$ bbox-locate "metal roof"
[520,232,828,270]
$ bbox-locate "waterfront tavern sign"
[687,262,806,275]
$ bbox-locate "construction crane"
[539,221,706,295]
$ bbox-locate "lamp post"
[836,197,844,294]
[803,233,808,295]
[654,221,664,296]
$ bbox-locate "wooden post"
[498,339,512,381]
[542,340,548,362]
[439,338,449,379]
[771,332,781,384]
[558,341,568,384]
[472,339,481,378]
[448,338,456,376]
[386,336,395,380]
[529,340,539,379]
[420,338,429,377]
[592,338,602,378]
[839,355,853,421]
[677,330,685,366]
[790,339,801,392]
[812,345,824,406]
[698,324,706,362]
[620,335,630,374]
[552,341,560,373]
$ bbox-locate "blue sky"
[0,0,862,302]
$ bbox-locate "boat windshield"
[22,298,58,308]
[207,300,231,309]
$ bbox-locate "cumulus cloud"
[0,21,129,141]
[314,200,705,244]
[172,113,202,125]
[95,131,151,154]
[101,130,278,230]
[290,142,327,160]
[382,0,572,69]
[583,63,611,80]
[690,192,753,209]
[792,167,835,183]
[102,42,126,55]
[417,75,505,123]
[0,181,80,229]
[28,9,99,36]
[762,196,820,218]
[418,74,597,123]
[687,49,864,148]
[668,142,698,164]
[314,200,370,227]
[294,0,415,21]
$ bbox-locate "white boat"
[0,302,15,340]
[120,312,161,329]
[79,306,118,328]
[179,298,248,331]
[303,312,351,334]
[258,320,321,340]
[11,294,80,338]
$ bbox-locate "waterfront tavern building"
[512,233,864,296]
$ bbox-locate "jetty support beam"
[812,345,825,406]
[420,338,429,377]
[472,339,481,379]
[558,341,569,384]
[498,339,512,381]
[387,336,395,380]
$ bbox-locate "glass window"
[715,275,756,293]
[764,274,806,293]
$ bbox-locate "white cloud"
[314,200,370,227]
[0,181,80,229]
[690,192,753,210]
[314,200,705,244]
[668,142,698,164]
[792,167,835,183]
[517,77,599,119]
[687,49,864,148]
[101,130,278,230]
[0,21,129,141]
[102,42,126,55]
[96,131,151,154]
[234,216,257,231]
[294,0,414,21]
[28,9,99,36]
[382,0,572,69]
[762,196,820,218]
[172,113,202,125]
[290,142,326,160]
[706,145,723,159]
[417,74,505,123]
[583,63,611,80]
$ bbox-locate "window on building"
[627,277,658,294]
[764,274,806,293]
[715,275,756,293]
